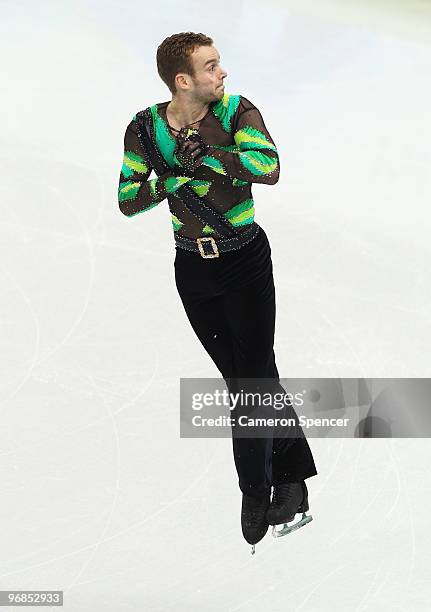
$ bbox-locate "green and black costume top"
[118,93,280,239]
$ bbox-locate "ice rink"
[1,0,431,609]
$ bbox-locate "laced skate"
[241,491,271,555]
[266,481,313,538]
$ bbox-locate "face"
[176,45,228,102]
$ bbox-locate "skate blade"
[272,512,313,538]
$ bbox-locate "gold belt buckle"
[196,236,219,258]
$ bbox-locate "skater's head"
[156,32,228,104]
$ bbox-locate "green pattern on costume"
[171,213,183,231]
[228,207,254,226]
[118,180,158,213]
[211,144,240,153]
[211,93,241,133]
[238,151,278,176]
[118,180,141,202]
[224,198,255,226]
[189,180,211,197]
[235,125,277,153]
[121,151,148,178]
[150,104,180,168]
[148,178,158,199]
[119,92,279,228]
[201,156,227,175]
[165,176,191,193]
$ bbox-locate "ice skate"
[266,481,313,538]
[241,491,271,555]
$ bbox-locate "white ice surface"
[1,0,431,610]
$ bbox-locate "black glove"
[174,128,209,176]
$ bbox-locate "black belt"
[174,223,260,258]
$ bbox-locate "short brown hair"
[156,32,214,94]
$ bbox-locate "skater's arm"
[118,118,194,217]
[203,96,280,185]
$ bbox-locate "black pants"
[174,224,317,499]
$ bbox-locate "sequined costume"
[118,93,279,238]
[118,93,318,550]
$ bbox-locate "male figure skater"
[118,32,317,552]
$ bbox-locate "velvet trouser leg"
[174,225,317,499]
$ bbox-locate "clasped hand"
[174,128,209,176]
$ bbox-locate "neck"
[167,96,210,126]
